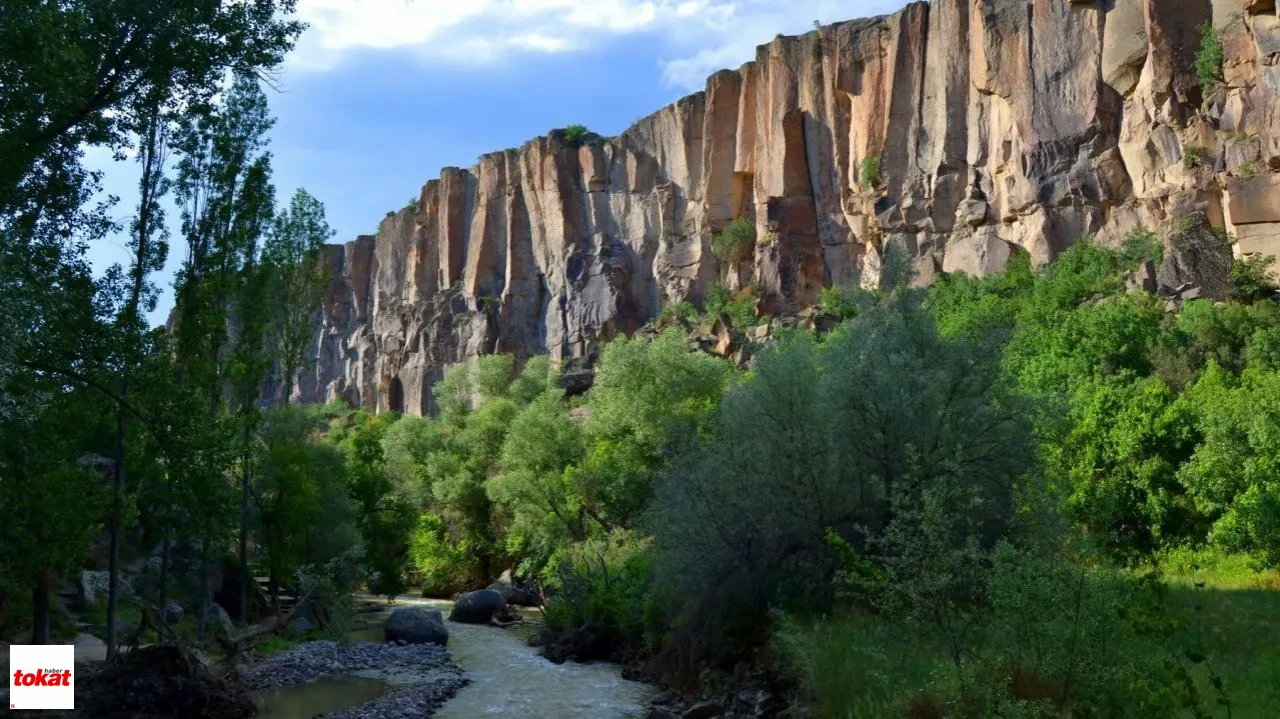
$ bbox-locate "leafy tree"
[0,392,108,644]
[1179,364,1280,566]
[265,188,335,404]
[578,329,732,530]
[653,294,1035,664]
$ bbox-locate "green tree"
[265,188,334,404]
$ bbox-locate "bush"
[538,530,659,662]
[1183,145,1207,169]
[409,514,474,595]
[711,217,755,267]
[563,124,589,146]
[704,282,759,330]
[1195,22,1224,91]
[859,155,881,189]
[1230,253,1277,302]
[776,546,1220,718]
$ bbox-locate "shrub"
[1183,145,1207,169]
[1195,22,1224,92]
[409,514,474,594]
[1119,228,1163,267]
[859,155,881,189]
[1230,253,1278,302]
[704,282,759,329]
[711,217,755,267]
[563,124,589,146]
[539,530,659,662]
[1236,160,1261,178]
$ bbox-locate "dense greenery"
[711,217,756,268]
[1195,21,1225,92]
[2,4,1279,717]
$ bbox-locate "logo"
[8,645,74,710]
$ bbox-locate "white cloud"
[290,0,903,90]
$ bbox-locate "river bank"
[250,595,655,719]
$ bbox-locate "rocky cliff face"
[292,0,1280,416]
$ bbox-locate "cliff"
[292,0,1280,416]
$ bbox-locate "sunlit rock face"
[290,0,1280,415]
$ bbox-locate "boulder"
[448,589,509,624]
[1158,214,1235,301]
[485,569,539,607]
[162,601,184,626]
[72,570,133,612]
[210,603,235,636]
[385,607,449,645]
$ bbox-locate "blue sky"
[87,0,901,325]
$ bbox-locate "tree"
[105,90,172,657]
[265,188,334,405]
[0,388,109,644]
[171,73,278,636]
[653,295,1035,664]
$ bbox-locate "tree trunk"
[32,570,51,645]
[196,551,209,642]
[239,444,250,628]
[157,528,171,628]
[106,380,129,658]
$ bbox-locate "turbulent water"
[253,596,654,718]
[414,597,655,719]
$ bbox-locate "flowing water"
[252,596,655,718]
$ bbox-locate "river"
[254,595,655,718]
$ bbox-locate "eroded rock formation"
[292,0,1280,416]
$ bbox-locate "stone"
[71,570,133,612]
[682,700,724,719]
[163,601,184,626]
[210,603,235,636]
[485,569,538,607]
[1182,286,1204,300]
[1158,214,1235,300]
[710,314,737,357]
[288,615,317,635]
[381,603,448,644]
[449,589,509,624]
[252,0,1280,419]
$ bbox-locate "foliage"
[563,124,589,146]
[1183,145,1207,170]
[1236,160,1261,179]
[652,293,1035,667]
[539,530,659,661]
[265,188,335,403]
[711,218,755,268]
[1195,22,1224,91]
[703,283,759,330]
[1229,253,1277,302]
[859,155,881,189]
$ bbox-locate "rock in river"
[384,607,448,646]
[448,590,508,624]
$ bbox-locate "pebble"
[322,681,469,719]
[243,640,457,691]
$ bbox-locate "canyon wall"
[292,0,1280,416]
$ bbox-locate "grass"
[773,551,1280,719]
[773,611,945,719]
[1158,549,1280,717]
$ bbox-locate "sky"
[86,0,902,325]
